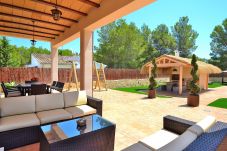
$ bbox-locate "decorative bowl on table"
[77,118,86,127]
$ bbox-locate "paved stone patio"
[10,86,227,151]
[93,86,227,150]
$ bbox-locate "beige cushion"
[51,89,60,93]
[35,93,64,112]
[77,90,87,106]
[0,96,35,117]
[0,113,40,132]
[159,130,197,151]
[65,105,96,118]
[188,116,216,136]
[63,91,79,107]
[36,109,72,124]
[139,129,179,150]
[188,124,204,136]
[196,116,216,131]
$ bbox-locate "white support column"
[80,29,93,96]
[179,66,183,95]
[51,44,58,82]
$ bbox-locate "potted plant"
[188,54,200,107]
[148,58,158,98]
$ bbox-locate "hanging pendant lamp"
[30,21,37,46]
[51,0,62,21]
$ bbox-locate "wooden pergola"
[141,55,222,95]
[0,0,156,95]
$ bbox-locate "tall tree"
[58,49,75,56]
[172,16,199,57]
[138,24,156,66]
[209,18,227,70]
[0,37,12,67]
[151,24,176,55]
[94,19,145,68]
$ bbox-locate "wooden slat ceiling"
[0,0,102,41]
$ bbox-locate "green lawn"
[208,98,227,109]
[112,86,172,98]
[208,82,224,88]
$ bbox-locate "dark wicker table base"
[40,125,115,151]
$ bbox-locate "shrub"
[189,54,200,95]
[149,58,158,90]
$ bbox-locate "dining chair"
[55,82,65,92]
[31,84,47,95]
[25,80,31,84]
[1,82,22,97]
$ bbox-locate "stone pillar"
[51,44,58,82]
[179,66,183,95]
[80,29,93,96]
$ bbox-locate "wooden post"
[179,66,183,95]
[68,61,79,91]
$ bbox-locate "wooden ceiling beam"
[77,0,100,8]
[0,29,55,39]
[0,12,70,28]
[0,2,78,23]
[31,0,87,16]
[0,24,59,36]
[0,19,64,33]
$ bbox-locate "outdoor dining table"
[17,83,50,96]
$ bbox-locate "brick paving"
[11,86,227,151]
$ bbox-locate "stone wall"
[106,79,149,88]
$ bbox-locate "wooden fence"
[0,67,148,83]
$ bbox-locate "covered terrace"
[0,0,156,96]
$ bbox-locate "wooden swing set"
[67,61,107,91]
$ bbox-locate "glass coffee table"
[40,114,116,151]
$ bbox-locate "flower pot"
[187,94,199,107]
[148,89,156,99]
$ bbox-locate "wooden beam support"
[0,2,78,23]
[0,19,64,33]
[0,24,59,36]
[0,29,55,39]
[77,0,100,8]
[31,0,87,16]
[0,12,70,28]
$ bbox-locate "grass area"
[112,86,172,98]
[208,82,224,88]
[208,98,227,109]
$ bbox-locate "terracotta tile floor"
[10,86,227,151]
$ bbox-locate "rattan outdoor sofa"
[123,115,227,151]
[0,91,102,150]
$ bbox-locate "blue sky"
[6,0,227,59]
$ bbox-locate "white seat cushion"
[159,130,197,151]
[188,116,216,136]
[0,113,40,132]
[196,116,216,131]
[36,109,72,124]
[0,96,35,117]
[65,105,97,118]
[139,129,179,150]
[35,93,64,112]
[63,91,79,107]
